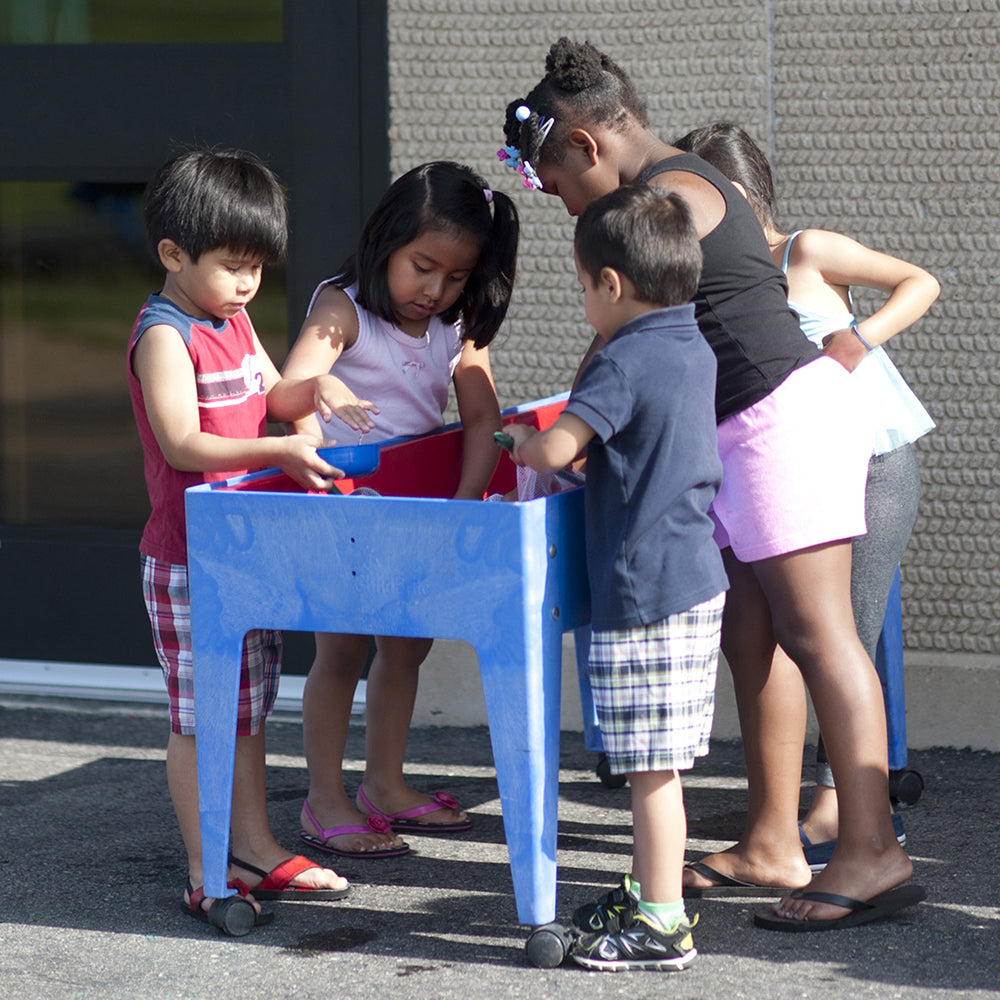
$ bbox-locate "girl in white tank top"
[269,162,519,858]
[674,121,939,906]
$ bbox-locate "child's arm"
[505,413,594,474]
[788,229,940,372]
[267,285,379,434]
[452,341,502,499]
[133,324,339,491]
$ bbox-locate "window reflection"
[0,180,288,527]
[1,1,282,44]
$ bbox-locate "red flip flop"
[228,854,351,900]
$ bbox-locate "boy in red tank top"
[128,149,347,934]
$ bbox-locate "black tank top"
[638,153,819,421]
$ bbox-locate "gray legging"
[815,442,922,786]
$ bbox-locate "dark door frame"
[0,1,389,667]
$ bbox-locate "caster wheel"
[526,922,576,967]
[890,768,924,808]
[207,894,257,936]
[595,753,627,789]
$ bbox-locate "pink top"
[310,281,464,444]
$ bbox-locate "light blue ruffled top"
[782,231,934,456]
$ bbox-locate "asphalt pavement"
[1,696,998,1000]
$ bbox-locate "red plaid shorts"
[140,554,282,736]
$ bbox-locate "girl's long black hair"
[336,161,519,349]
[673,122,779,230]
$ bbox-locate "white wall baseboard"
[5,643,998,751]
[0,659,364,717]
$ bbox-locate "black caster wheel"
[889,768,924,808]
[525,922,577,967]
[206,894,258,936]
[595,752,627,789]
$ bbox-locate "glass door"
[0,1,388,669]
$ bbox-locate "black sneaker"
[572,912,698,972]
[572,874,640,933]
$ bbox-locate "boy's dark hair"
[336,161,519,350]
[575,185,702,307]
[503,37,647,169]
[143,148,288,264]
[673,122,778,230]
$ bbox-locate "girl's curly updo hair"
[503,38,648,168]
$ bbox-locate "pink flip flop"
[357,785,473,833]
[299,798,410,859]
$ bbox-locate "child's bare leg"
[799,775,840,846]
[772,641,842,845]
[300,632,403,854]
[764,645,843,847]
[755,542,911,920]
[228,725,347,891]
[683,551,812,891]
[167,731,295,912]
[168,731,219,909]
[801,452,918,846]
[358,636,466,825]
[630,770,685,904]
[780,677,893,850]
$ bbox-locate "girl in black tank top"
[498,37,921,936]
[639,154,819,421]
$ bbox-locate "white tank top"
[782,233,934,456]
[309,280,465,444]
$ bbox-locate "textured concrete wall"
[770,2,1000,658]
[386,1,1000,669]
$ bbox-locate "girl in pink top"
[270,161,518,858]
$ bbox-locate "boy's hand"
[503,423,537,466]
[279,434,344,491]
[313,375,379,433]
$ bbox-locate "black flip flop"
[683,860,784,898]
[753,883,927,932]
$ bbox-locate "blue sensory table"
[185,394,588,926]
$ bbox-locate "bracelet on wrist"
[851,324,875,351]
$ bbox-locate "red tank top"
[127,293,268,564]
